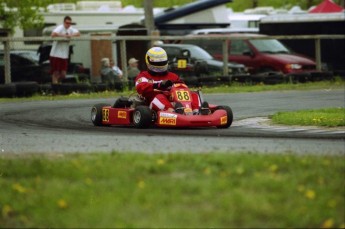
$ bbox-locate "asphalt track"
[0,89,344,155]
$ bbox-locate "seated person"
[100,57,123,91]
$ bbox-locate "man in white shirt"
[110,59,123,78]
[49,16,80,84]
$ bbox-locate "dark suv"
[0,49,89,84]
[184,33,332,82]
[0,50,47,84]
[158,43,249,86]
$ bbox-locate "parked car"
[0,50,47,84]
[184,33,332,82]
[0,49,90,85]
[158,43,250,86]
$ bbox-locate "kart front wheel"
[216,105,233,128]
[91,103,110,126]
[133,106,152,128]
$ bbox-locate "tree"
[0,0,45,35]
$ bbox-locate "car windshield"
[250,39,290,54]
[15,52,40,63]
[186,46,214,60]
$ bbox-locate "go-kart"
[91,82,233,128]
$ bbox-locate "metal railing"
[1,34,344,84]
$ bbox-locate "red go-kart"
[91,83,233,128]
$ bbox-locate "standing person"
[135,47,206,114]
[127,57,140,90]
[50,16,80,84]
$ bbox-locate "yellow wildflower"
[203,167,211,175]
[138,180,146,189]
[156,159,165,165]
[12,183,27,193]
[305,189,316,200]
[84,178,93,185]
[321,218,334,228]
[57,199,68,209]
[269,164,278,173]
[2,205,13,218]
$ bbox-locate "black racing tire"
[53,83,91,95]
[216,105,233,129]
[14,81,39,97]
[132,105,152,129]
[0,83,16,98]
[39,84,52,95]
[181,76,200,87]
[91,83,108,92]
[198,76,221,87]
[74,83,92,93]
[91,103,111,126]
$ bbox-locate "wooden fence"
[1,34,344,84]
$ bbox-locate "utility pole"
[144,0,160,46]
[252,0,258,8]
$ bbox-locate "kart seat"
[113,96,132,108]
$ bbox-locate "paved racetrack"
[0,89,344,155]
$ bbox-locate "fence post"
[4,37,11,84]
[315,38,322,71]
[222,39,229,76]
[120,39,127,82]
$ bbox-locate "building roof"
[309,0,344,13]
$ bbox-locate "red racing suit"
[135,71,200,112]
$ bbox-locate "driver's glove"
[153,80,173,90]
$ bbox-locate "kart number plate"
[102,108,110,122]
[177,59,187,69]
[175,90,191,102]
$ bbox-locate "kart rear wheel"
[216,105,233,128]
[133,106,152,129]
[91,103,110,126]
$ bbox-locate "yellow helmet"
[145,47,168,73]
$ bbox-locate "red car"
[91,83,233,128]
[184,33,331,82]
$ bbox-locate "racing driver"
[135,47,205,114]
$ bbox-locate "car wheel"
[91,103,110,126]
[132,105,152,129]
[216,105,233,128]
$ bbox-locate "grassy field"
[0,153,344,228]
[272,108,345,127]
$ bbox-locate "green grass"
[0,152,344,228]
[201,79,345,94]
[272,108,345,127]
[0,80,344,103]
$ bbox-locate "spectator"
[50,16,80,84]
[110,59,123,79]
[100,57,123,91]
[127,57,140,90]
